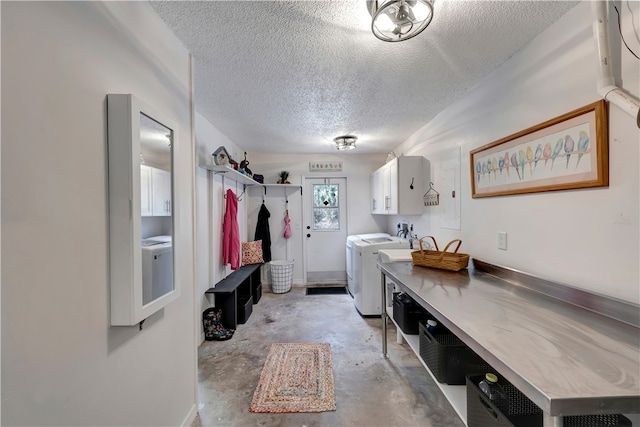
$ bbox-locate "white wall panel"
[1,2,196,425]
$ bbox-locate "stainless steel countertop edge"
[472,259,640,328]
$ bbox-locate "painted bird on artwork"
[504,152,511,177]
[576,131,590,168]
[498,156,505,175]
[511,152,521,180]
[564,135,575,168]
[534,144,543,169]
[526,146,534,176]
[543,143,552,166]
[551,138,564,170]
[519,150,526,179]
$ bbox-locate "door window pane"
[313,184,340,230]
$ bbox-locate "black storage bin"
[392,292,429,334]
[252,283,262,304]
[466,374,542,427]
[420,322,493,385]
[563,415,632,427]
[467,375,632,427]
[237,296,253,324]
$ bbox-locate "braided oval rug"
[249,342,336,413]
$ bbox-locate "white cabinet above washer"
[140,165,171,217]
[370,156,426,215]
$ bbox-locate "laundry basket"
[270,260,294,294]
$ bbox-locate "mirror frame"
[107,94,180,326]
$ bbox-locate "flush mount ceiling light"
[367,0,434,42]
[334,135,357,151]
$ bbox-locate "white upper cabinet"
[140,165,153,217]
[152,167,171,216]
[370,167,384,214]
[140,165,172,217]
[371,156,425,215]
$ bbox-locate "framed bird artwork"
[470,100,608,198]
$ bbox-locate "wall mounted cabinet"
[107,93,180,326]
[371,156,425,215]
[151,167,171,216]
[140,165,171,216]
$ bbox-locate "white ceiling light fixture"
[334,135,357,151]
[367,0,434,42]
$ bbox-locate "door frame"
[302,174,349,284]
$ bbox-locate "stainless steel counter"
[378,260,640,419]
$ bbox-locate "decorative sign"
[309,162,343,172]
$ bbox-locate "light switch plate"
[498,232,507,250]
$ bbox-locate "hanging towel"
[283,214,292,239]
[222,189,241,270]
[255,203,272,262]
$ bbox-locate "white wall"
[246,153,387,284]
[194,112,247,341]
[390,1,639,303]
[1,2,196,425]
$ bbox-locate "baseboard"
[181,403,198,427]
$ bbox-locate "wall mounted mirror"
[107,94,180,326]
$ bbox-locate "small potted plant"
[277,171,290,184]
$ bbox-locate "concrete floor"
[193,286,465,427]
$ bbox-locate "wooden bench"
[205,264,262,329]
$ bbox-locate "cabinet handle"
[372,199,376,210]
[385,196,390,210]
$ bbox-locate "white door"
[304,177,348,283]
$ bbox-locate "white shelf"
[388,313,468,426]
[199,164,262,186]
[262,183,302,195]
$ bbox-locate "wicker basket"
[411,236,470,271]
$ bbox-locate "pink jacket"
[222,189,240,270]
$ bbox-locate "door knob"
[306,225,310,230]
[306,234,311,238]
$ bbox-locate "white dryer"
[352,236,410,316]
[346,233,389,297]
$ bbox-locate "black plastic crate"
[392,292,429,334]
[467,374,542,427]
[563,415,632,427]
[419,322,493,385]
[252,283,262,304]
[237,295,253,324]
[467,375,632,427]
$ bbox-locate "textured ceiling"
[149,0,579,154]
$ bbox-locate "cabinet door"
[152,168,171,216]
[370,168,384,214]
[140,165,152,217]
[387,160,398,214]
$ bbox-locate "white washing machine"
[141,242,173,305]
[346,233,389,297]
[352,237,410,316]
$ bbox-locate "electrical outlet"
[498,232,507,250]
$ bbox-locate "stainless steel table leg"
[543,413,563,427]
[381,271,388,358]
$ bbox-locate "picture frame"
[470,100,608,198]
